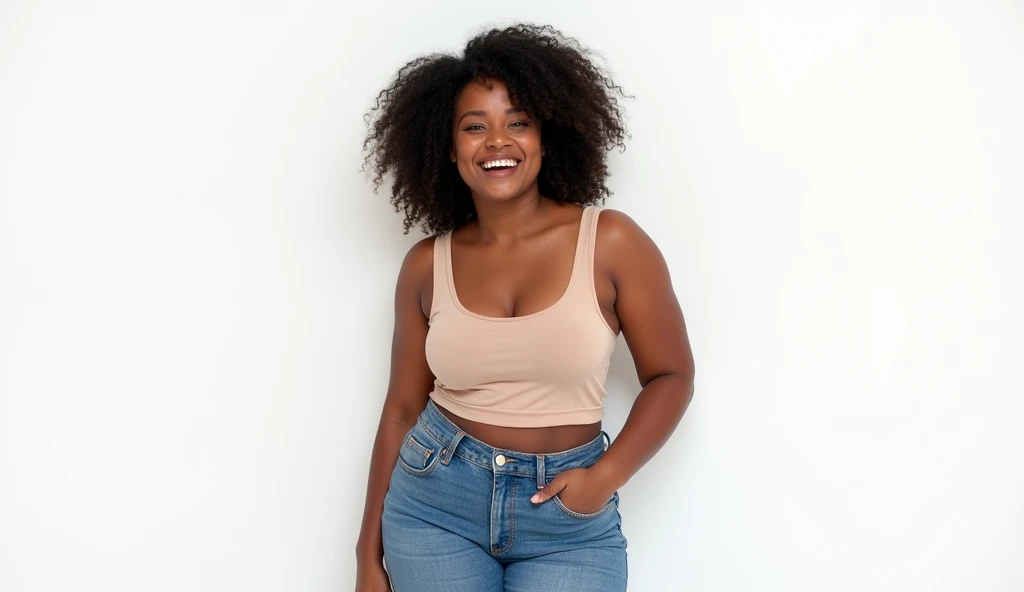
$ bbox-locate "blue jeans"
[381,399,628,591]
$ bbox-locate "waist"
[428,384,606,430]
[418,399,610,471]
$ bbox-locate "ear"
[450,150,456,162]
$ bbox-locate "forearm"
[592,372,694,489]
[355,407,416,562]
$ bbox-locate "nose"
[487,129,511,150]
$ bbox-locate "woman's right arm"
[355,237,436,589]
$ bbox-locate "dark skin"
[355,78,694,591]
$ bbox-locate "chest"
[425,306,616,391]
[440,242,619,334]
[450,236,577,319]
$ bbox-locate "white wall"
[1,1,1021,590]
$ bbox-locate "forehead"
[454,78,513,111]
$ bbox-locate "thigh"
[381,421,501,591]
[382,502,503,592]
[505,477,628,591]
[502,545,627,592]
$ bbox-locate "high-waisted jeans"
[381,399,628,591]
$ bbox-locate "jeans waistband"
[418,399,611,480]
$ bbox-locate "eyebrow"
[457,107,524,124]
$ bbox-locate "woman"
[355,24,694,591]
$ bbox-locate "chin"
[483,192,527,203]
[471,186,519,199]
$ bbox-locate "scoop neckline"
[445,205,590,322]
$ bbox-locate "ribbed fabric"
[424,205,617,428]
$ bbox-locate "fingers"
[531,476,565,504]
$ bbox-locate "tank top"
[424,205,617,428]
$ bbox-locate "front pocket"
[396,430,441,477]
[552,491,617,520]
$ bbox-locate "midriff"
[432,401,602,454]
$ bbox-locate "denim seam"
[454,451,491,471]
[419,407,607,477]
[396,437,441,477]
[402,436,433,469]
[396,453,441,477]
[420,423,448,449]
[420,420,520,472]
[551,493,617,520]
[492,480,517,555]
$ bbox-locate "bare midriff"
[433,401,602,454]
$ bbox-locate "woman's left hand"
[530,467,616,514]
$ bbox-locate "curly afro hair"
[361,23,632,235]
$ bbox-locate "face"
[450,78,544,204]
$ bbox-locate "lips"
[478,158,521,178]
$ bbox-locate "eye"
[462,121,529,132]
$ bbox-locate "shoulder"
[594,207,645,243]
[594,207,659,254]
[404,234,437,267]
[396,234,437,291]
[594,208,669,282]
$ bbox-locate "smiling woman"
[451,79,543,200]
[360,23,632,235]
[356,23,695,592]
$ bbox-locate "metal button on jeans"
[494,454,506,466]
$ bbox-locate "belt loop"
[441,430,466,465]
[536,454,546,488]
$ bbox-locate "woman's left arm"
[590,209,695,489]
[532,209,695,507]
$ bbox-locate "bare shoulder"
[594,208,691,386]
[385,234,439,419]
[595,208,668,283]
[595,207,648,241]
[395,234,437,317]
[399,235,436,278]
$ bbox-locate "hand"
[355,561,392,592]
[530,466,616,515]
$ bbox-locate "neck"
[468,190,551,244]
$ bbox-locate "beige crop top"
[424,205,617,428]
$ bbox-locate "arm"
[355,237,436,569]
[590,209,695,490]
[531,210,694,508]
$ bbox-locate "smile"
[478,158,521,177]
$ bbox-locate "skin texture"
[355,77,695,591]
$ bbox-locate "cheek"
[458,160,484,185]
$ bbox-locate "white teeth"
[481,159,518,170]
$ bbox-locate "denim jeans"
[381,399,628,591]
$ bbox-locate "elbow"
[643,368,694,410]
[382,401,422,431]
[671,363,696,410]
[679,371,695,410]
[681,354,695,399]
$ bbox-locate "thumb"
[531,476,566,504]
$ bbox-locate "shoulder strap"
[566,205,602,295]
[429,232,454,319]
[583,205,603,293]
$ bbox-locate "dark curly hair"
[361,23,632,235]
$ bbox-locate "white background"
[1,1,1021,590]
